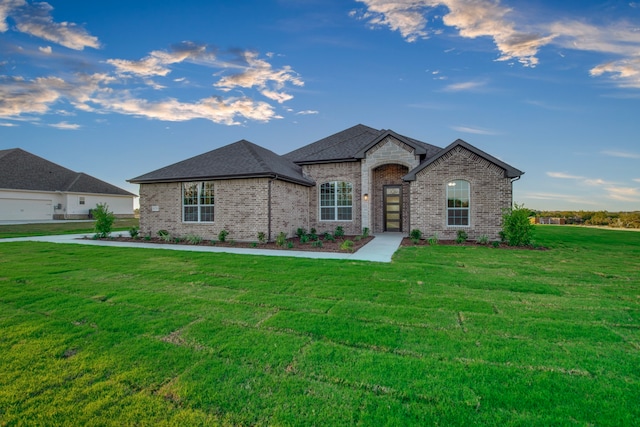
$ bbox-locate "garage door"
[0,198,53,220]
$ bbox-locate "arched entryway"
[372,164,409,233]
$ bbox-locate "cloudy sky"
[1,0,639,211]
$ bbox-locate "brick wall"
[270,180,310,239]
[302,162,362,235]
[409,146,512,240]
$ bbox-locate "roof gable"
[353,129,441,159]
[0,148,134,196]
[129,140,314,186]
[403,139,524,180]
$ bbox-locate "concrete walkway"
[0,232,405,263]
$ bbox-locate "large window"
[183,182,214,222]
[447,180,470,226]
[320,181,353,221]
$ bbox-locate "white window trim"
[182,181,215,223]
[446,179,470,227]
[319,181,353,222]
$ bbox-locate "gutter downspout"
[510,176,521,208]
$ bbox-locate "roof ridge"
[240,140,272,173]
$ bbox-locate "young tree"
[93,203,115,238]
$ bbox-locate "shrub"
[323,232,335,242]
[296,227,307,238]
[276,232,287,247]
[286,241,294,249]
[502,203,535,246]
[93,203,115,238]
[311,239,323,248]
[492,240,500,248]
[340,240,354,252]
[409,229,422,244]
[361,227,370,238]
[250,242,258,248]
[158,229,171,242]
[428,233,439,246]
[334,226,345,238]
[308,228,318,240]
[257,232,267,244]
[300,234,309,244]
[218,229,229,242]
[185,234,203,244]
[128,226,139,239]
[455,229,468,244]
[477,234,489,245]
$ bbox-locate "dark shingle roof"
[129,140,314,186]
[0,148,135,196]
[403,139,524,180]
[284,124,442,164]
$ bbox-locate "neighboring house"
[0,148,136,221]
[129,124,523,241]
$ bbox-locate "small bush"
[323,232,335,242]
[334,226,345,238]
[361,227,370,238]
[129,226,139,239]
[143,234,151,241]
[300,234,309,244]
[158,230,171,242]
[492,240,500,248]
[93,203,115,238]
[296,227,307,238]
[340,240,354,252]
[455,229,468,244]
[286,241,294,249]
[185,234,203,244]
[477,234,489,245]
[276,232,287,247]
[311,239,323,248]
[428,234,439,246]
[218,229,229,242]
[308,228,318,240]
[250,242,258,248]
[409,229,422,244]
[502,203,535,246]
[257,232,267,244]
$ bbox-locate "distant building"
[534,217,566,225]
[0,148,136,221]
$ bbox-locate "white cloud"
[451,125,498,135]
[547,172,615,187]
[8,1,100,50]
[0,122,18,127]
[214,50,304,104]
[49,121,80,130]
[354,0,640,86]
[107,42,215,77]
[602,150,640,159]
[547,171,584,180]
[354,0,553,66]
[38,45,51,54]
[295,110,319,115]
[606,186,640,202]
[443,80,486,91]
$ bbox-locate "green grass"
[0,226,638,425]
[0,218,139,238]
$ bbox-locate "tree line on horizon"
[530,210,640,229]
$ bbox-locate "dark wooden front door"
[383,185,402,232]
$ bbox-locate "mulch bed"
[400,237,547,250]
[91,235,375,253]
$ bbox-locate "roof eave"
[129,172,315,187]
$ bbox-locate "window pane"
[200,182,214,205]
[200,206,214,222]
[184,206,198,222]
[183,182,199,205]
[446,180,470,226]
[321,207,335,221]
[337,207,352,221]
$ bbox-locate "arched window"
[320,181,353,221]
[447,180,469,226]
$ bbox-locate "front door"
[383,185,402,232]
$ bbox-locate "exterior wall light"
[363,193,369,201]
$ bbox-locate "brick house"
[129,124,523,241]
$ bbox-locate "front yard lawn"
[0,226,638,425]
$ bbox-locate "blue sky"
[1,0,639,211]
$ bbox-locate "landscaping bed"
[92,234,375,253]
[400,237,548,250]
